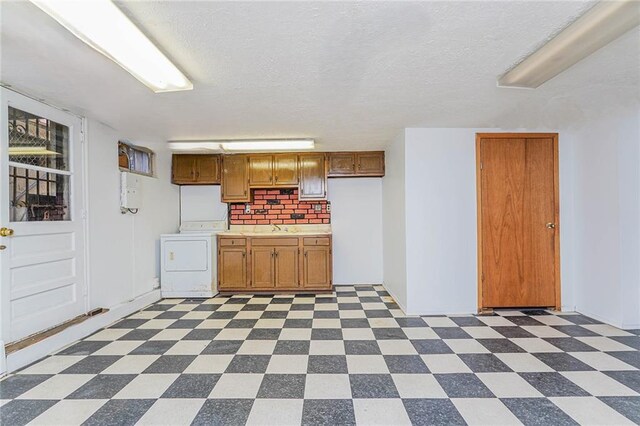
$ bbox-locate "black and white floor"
[1,285,639,425]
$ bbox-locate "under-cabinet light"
[31,0,192,93]
[498,0,640,88]
[168,139,315,152]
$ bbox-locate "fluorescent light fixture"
[499,0,640,88]
[9,147,61,156]
[31,0,192,92]
[168,139,315,152]
[221,139,314,151]
[168,141,222,151]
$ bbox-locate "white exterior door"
[0,88,87,344]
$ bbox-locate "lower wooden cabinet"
[218,246,247,290]
[218,235,331,292]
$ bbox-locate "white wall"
[404,129,479,314]
[563,108,640,329]
[180,185,228,222]
[382,131,408,311]
[86,119,179,310]
[328,178,383,285]
[388,128,576,316]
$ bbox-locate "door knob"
[0,245,6,250]
[0,227,14,237]
[546,223,556,229]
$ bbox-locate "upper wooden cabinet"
[221,155,250,202]
[328,152,356,176]
[299,153,327,200]
[248,154,299,187]
[327,151,385,177]
[172,154,221,184]
[356,152,385,176]
[274,154,299,186]
[249,155,274,186]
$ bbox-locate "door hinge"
[481,273,485,281]
[480,162,483,170]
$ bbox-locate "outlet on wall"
[244,204,251,214]
[326,202,331,212]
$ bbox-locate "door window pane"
[8,106,69,171]
[9,166,70,221]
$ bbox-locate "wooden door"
[196,155,221,184]
[275,247,299,288]
[222,155,250,202]
[299,153,327,200]
[249,155,274,186]
[328,152,356,176]
[172,155,196,184]
[303,246,331,288]
[356,152,385,176]
[274,154,299,186]
[218,248,247,289]
[252,247,275,288]
[477,133,559,309]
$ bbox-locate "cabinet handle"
[304,251,308,258]
[242,252,245,258]
[275,176,278,182]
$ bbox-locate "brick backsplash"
[229,189,330,225]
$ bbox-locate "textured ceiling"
[1,1,638,149]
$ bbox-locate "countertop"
[219,224,332,237]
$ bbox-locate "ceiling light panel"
[499,0,640,88]
[168,139,315,152]
[221,139,315,151]
[31,0,193,92]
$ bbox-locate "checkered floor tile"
[2,285,639,425]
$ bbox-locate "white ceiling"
[1,1,638,150]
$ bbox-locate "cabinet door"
[274,154,299,186]
[172,155,196,184]
[303,246,331,288]
[222,155,250,202]
[356,152,385,176]
[275,247,299,289]
[328,152,356,176]
[299,153,327,200]
[249,155,274,186]
[219,247,247,289]
[196,155,221,184]
[251,247,275,288]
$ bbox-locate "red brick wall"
[229,189,330,225]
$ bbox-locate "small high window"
[118,141,155,177]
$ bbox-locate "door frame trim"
[475,133,561,312]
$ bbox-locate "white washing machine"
[160,220,227,298]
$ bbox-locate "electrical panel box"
[120,171,142,210]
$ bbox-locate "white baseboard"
[4,290,161,374]
[381,285,409,315]
[574,308,639,330]
[0,341,5,374]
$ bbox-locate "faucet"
[272,224,282,232]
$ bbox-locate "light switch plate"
[314,204,322,212]
[244,204,251,213]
